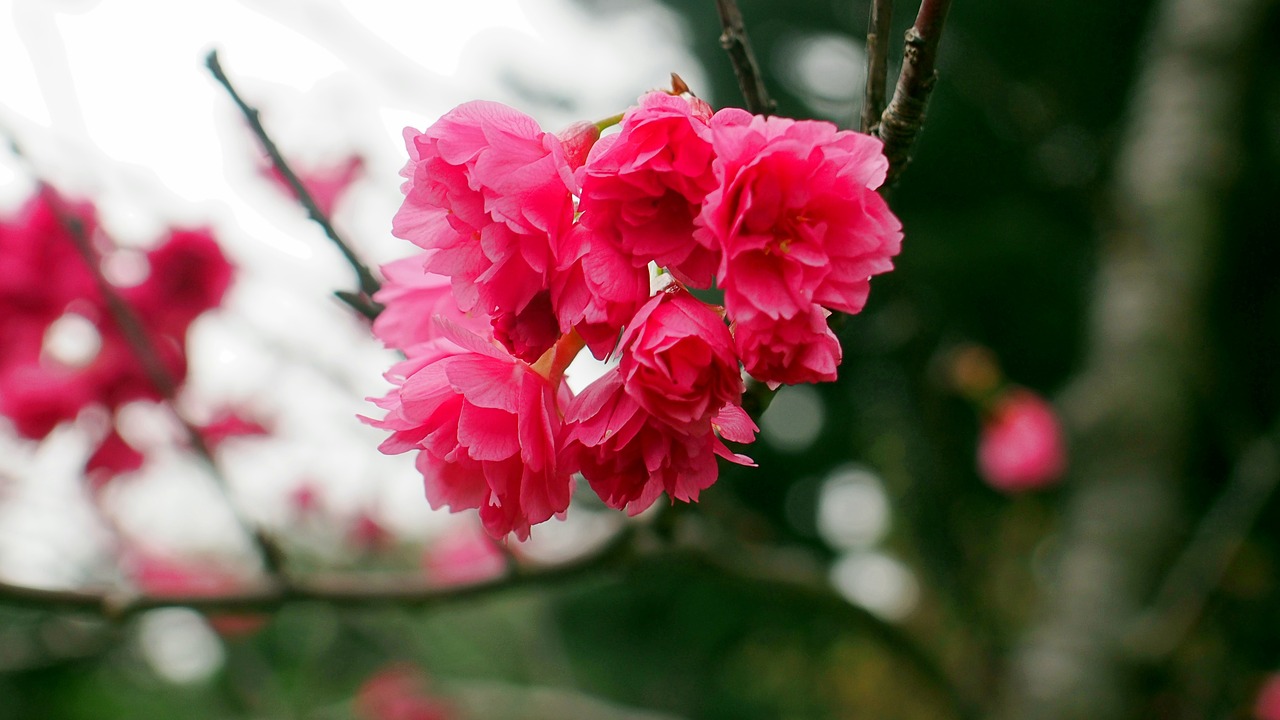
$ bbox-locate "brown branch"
[204,50,383,320]
[712,0,775,115]
[861,0,895,133]
[0,527,637,619]
[877,0,952,186]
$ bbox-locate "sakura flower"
[733,304,842,386]
[196,408,269,451]
[371,252,490,361]
[700,109,902,385]
[127,551,266,637]
[421,520,507,587]
[618,286,741,432]
[393,101,577,362]
[84,427,145,492]
[977,389,1067,492]
[356,665,454,720]
[552,224,650,359]
[123,229,233,340]
[261,154,363,217]
[364,321,572,541]
[1255,674,1280,720]
[561,370,755,516]
[577,92,720,286]
[0,362,96,439]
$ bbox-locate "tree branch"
[861,0,894,133]
[204,50,383,320]
[1125,418,1280,660]
[712,0,775,115]
[877,0,952,186]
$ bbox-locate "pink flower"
[577,92,720,287]
[421,521,506,587]
[561,370,755,515]
[261,154,364,217]
[618,286,741,432]
[356,665,453,720]
[0,190,100,326]
[393,102,576,362]
[127,551,265,636]
[699,110,902,385]
[1255,674,1280,720]
[364,321,572,541]
[84,427,145,491]
[0,362,97,439]
[733,304,842,386]
[978,390,1067,492]
[197,408,269,451]
[551,225,649,359]
[371,252,491,360]
[123,228,233,339]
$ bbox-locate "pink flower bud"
[978,389,1067,492]
[556,121,600,170]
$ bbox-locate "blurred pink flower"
[577,92,720,287]
[699,109,901,385]
[1255,674,1280,720]
[123,228,233,340]
[197,408,269,451]
[364,321,572,541]
[261,154,364,217]
[356,665,453,720]
[84,427,145,491]
[978,389,1067,491]
[393,101,576,363]
[422,521,506,587]
[127,551,265,636]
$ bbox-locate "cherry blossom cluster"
[0,188,237,485]
[366,90,903,540]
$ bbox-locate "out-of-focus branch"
[861,0,894,133]
[204,50,383,320]
[712,0,775,115]
[999,0,1267,717]
[877,0,952,186]
[1126,419,1280,660]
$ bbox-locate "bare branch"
[204,50,383,319]
[861,0,895,133]
[877,0,953,186]
[713,0,775,115]
[1126,419,1280,660]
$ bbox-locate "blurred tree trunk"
[998,0,1270,717]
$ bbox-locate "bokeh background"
[1,0,1279,718]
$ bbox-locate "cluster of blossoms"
[366,89,903,540]
[0,188,236,485]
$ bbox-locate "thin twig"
[877,0,953,186]
[861,0,895,133]
[204,50,383,319]
[712,0,775,115]
[1126,419,1280,660]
